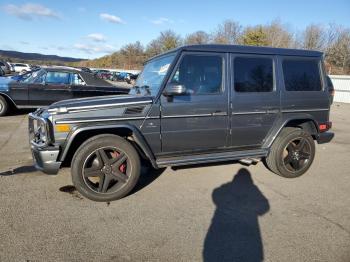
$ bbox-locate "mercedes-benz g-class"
[29,45,334,201]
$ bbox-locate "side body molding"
[59,124,157,167]
[263,113,320,148]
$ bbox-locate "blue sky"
[1,0,350,59]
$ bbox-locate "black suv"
[29,45,334,202]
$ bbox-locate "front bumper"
[317,132,334,144]
[31,144,61,174]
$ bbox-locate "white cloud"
[100,13,125,24]
[74,43,116,54]
[87,33,106,42]
[4,3,60,20]
[20,41,29,45]
[151,17,174,25]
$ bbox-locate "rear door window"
[282,59,322,91]
[234,57,273,92]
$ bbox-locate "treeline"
[78,20,350,75]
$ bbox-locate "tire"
[71,134,141,202]
[265,127,315,178]
[0,96,9,116]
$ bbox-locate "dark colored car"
[80,67,92,74]
[29,44,334,202]
[95,70,112,80]
[125,73,139,85]
[0,67,129,116]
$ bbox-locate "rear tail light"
[319,122,332,132]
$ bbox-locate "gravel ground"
[0,103,349,262]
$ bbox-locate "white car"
[12,63,31,73]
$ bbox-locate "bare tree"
[264,20,294,48]
[185,31,210,45]
[325,26,350,74]
[145,39,162,58]
[212,20,242,44]
[301,24,326,50]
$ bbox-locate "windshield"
[23,69,45,83]
[130,53,176,96]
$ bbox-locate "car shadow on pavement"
[203,168,270,262]
[130,166,166,195]
[6,108,34,116]
[0,165,37,176]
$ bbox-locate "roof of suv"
[149,44,323,61]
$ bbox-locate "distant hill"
[0,50,86,63]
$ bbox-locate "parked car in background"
[27,44,334,202]
[111,72,123,81]
[80,67,93,74]
[125,73,139,85]
[0,61,11,74]
[6,62,15,73]
[0,67,129,116]
[30,65,41,71]
[12,63,31,73]
[97,70,112,80]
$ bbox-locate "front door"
[29,71,72,106]
[230,54,280,148]
[160,52,229,155]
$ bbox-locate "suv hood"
[48,94,153,114]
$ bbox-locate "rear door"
[230,54,280,148]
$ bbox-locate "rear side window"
[234,57,273,92]
[282,59,322,91]
[45,71,70,84]
[71,73,86,85]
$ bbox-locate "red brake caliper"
[111,151,126,173]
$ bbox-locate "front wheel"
[265,127,315,178]
[71,134,141,201]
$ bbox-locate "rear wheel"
[71,134,141,201]
[265,127,315,178]
[0,96,9,116]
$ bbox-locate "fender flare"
[263,113,319,148]
[59,124,157,167]
[0,92,17,108]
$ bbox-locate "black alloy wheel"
[282,137,312,173]
[82,147,130,194]
[71,134,141,201]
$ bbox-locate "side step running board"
[156,149,268,168]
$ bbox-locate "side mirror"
[163,83,187,96]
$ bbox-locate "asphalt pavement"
[0,104,349,261]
